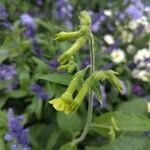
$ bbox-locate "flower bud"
[58,36,86,65]
[79,11,91,27]
[54,31,83,41]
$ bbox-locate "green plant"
[49,11,122,148]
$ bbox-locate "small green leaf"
[92,81,102,104]
[60,142,77,150]
[35,73,73,85]
[0,111,7,128]
[7,90,27,98]
[56,112,82,135]
[0,97,8,109]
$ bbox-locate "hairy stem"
[74,33,95,144]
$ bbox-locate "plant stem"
[74,33,95,144]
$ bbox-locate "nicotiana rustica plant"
[48,10,123,148]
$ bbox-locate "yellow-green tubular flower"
[49,98,70,112]
[54,31,83,41]
[58,36,87,65]
[49,66,90,114]
[57,61,78,73]
[68,70,122,112]
[93,70,122,92]
[79,11,91,27]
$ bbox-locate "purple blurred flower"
[93,85,107,109]
[49,60,59,68]
[100,85,107,108]
[31,40,43,57]
[4,108,31,150]
[31,83,50,100]
[0,64,16,81]
[5,81,19,92]
[132,83,144,96]
[36,0,43,6]
[144,131,150,137]
[0,4,11,28]
[89,11,106,33]
[21,14,36,29]
[55,0,73,28]
[82,56,90,68]
[119,80,127,96]
[134,25,145,36]
[21,14,36,38]
[0,4,8,19]
[101,63,113,71]
[125,3,144,20]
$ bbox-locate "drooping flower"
[31,83,50,100]
[0,64,16,81]
[4,108,31,150]
[111,49,126,64]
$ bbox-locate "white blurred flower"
[121,31,134,43]
[134,48,150,68]
[147,102,150,113]
[127,44,135,54]
[103,34,114,45]
[111,49,126,63]
[104,10,112,16]
[132,69,149,81]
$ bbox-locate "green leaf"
[0,97,8,109]
[56,112,82,135]
[86,134,150,150]
[27,98,43,120]
[60,142,77,150]
[35,73,73,85]
[0,49,9,63]
[92,81,102,104]
[0,138,6,150]
[0,111,7,128]
[7,90,27,98]
[30,124,52,150]
[91,111,150,137]
[117,98,148,115]
[45,129,61,150]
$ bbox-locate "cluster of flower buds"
[54,11,92,73]
[49,11,122,114]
